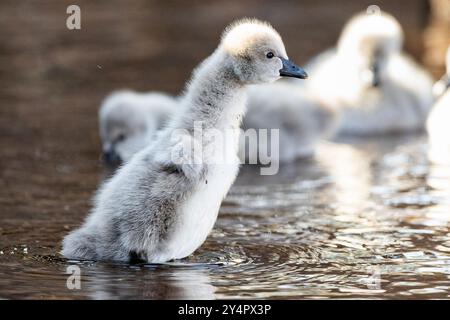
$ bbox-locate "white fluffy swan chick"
[305,11,434,136]
[99,90,179,164]
[241,83,337,162]
[427,46,450,165]
[62,19,307,263]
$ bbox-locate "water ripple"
[2,136,450,298]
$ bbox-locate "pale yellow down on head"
[220,18,288,59]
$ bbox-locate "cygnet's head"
[337,11,403,88]
[98,91,176,165]
[433,46,450,97]
[220,18,307,84]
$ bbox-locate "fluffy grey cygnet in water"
[427,46,450,165]
[305,11,434,136]
[99,90,179,164]
[62,19,307,263]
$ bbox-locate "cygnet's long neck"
[177,50,247,131]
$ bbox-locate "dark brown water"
[1,134,450,299]
[1,0,449,300]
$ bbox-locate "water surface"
[1,134,450,299]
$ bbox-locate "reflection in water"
[1,134,450,299]
[316,142,372,214]
[86,264,216,300]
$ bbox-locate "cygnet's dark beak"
[279,57,308,79]
[102,149,122,165]
[370,62,381,88]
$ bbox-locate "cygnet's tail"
[61,228,97,260]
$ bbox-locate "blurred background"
[1,0,450,300]
[0,0,447,217]
[0,0,449,225]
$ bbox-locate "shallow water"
[1,133,450,299]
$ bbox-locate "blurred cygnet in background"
[99,90,179,164]
[305,11,434,136]
[427,46,450,165]
[241,82,339,163]
[98,84,338,165]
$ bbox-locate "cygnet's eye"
[266,52,274,59]
[115,133,126,143]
